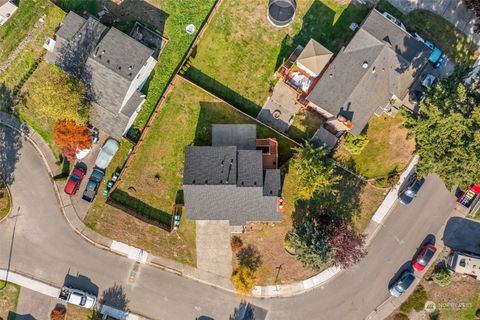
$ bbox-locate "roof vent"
[372,67,376,74]
[329,73,333,78]
[205,180,208,184]
[101,50,105,55]
[192,179,195,184]
[106,59,110,64]
[362,61,369,69]
[129,66,133,70]
[129,73,132,77]
[118,66,122,70]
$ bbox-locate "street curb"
[0,268,150,320]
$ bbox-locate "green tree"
[344,133,369,155]
[287,221,330,270]
[399,285,428,313]
[291,141,340,200]
[26,65,89,124]
[431,261,451,287]
[231,265,257,297]
[404,70,480,189]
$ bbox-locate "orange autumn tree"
[53,120,92,161]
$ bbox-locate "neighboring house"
[183,124,283,228]
[447,251,480,279]
[305,9,432,136]
[0,0,18,26]
[44,12,157,139]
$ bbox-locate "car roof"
[95,139,119,169]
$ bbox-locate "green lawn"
[186,0,369,118]
[335,113,415,179]
[0,3,65,91]
[0,183,11,220]
[0,281,20,320]
[0,0,56,63]
[377,0,475,64]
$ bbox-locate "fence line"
[110,0,224,195]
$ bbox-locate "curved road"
[0,127,456,320]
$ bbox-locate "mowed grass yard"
[377,0,476,64]
[186,0,369,118]
[335,113,415,179]
[85,77,297,265]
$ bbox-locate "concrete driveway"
[0,124,457,320]
[196,220,233,278]
[387,0,480,45]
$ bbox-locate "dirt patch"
[0,282,20,320]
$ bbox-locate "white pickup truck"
[58,286,96,308]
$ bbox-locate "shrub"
[231,236,243,251]
[237,245,262,272]
[400,285,428,313]
[394,313,409,320]
[344,133,369,155]
[431,261,451,287]
[231,265,256,297]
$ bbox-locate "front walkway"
[387,0,480,45]
[196,220,233,278]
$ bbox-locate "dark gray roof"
[307,9,431,136]
[237,150,263,187]
[212,124,256,150]
[121,91,145,117]
[184,146,237,186]
[89,103,130,140]
[183,125,282,225]
[311,127,339,150]
[90,28,154,81]
[55,11,89,41]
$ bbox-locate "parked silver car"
[95,138,119,170]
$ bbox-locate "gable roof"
[212,124,256,150]
[183,125,282,226]
[296,39,333,75]
[307,9,431,136]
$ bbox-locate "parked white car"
[59,286,96,308]
[95,138,119,170]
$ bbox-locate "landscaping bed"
[0,281,20,320]
[236,164,384,285]
[377,0,476,65]
[0,182,11,221]
[334,113,415,180]
[186,0,369,118]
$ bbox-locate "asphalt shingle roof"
[212,124,256,150]
[306,9,432,136]
[183,125,282,226]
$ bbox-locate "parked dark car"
[389,270,415,297]
[82,169,105,202]
[412,243,437,272]
[399,175,425,205]
[64,168,86,195]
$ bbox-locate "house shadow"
[185,68,261,118]
[63,273,99,296]
[6,312,35,320]
[275,0,369,70]
[0,114,25,185]
[53,0,168,37]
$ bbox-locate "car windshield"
[87,181,96,191]
[80,296,87,306]
[419,248,435,266]
[400,274,415,290]
[70,174,80,182]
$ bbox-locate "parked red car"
[412,244,437,271]
[64,168,86,195]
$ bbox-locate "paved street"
[0,126,457,319]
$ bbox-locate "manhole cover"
[273,110,282,119]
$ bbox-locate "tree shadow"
[229,300,268,320]
[100,283,129,312]
[275,0,369,70]
[0,83,14,113]
[0,119,24,185]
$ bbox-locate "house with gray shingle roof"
[183,124,283,227]
[44,11,157,139]
[0,0,18,26]
[306,9,432,136]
